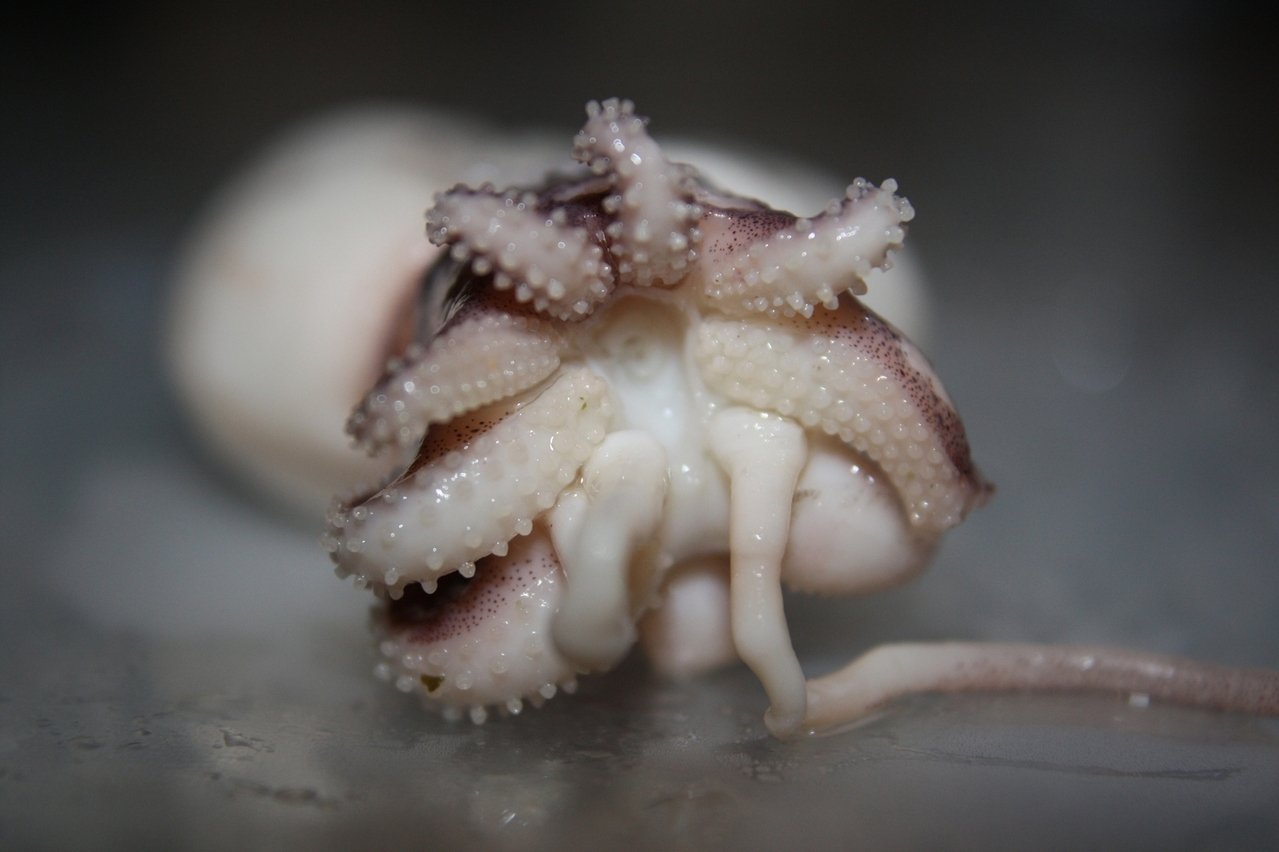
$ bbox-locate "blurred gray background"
[3,2,1277,850]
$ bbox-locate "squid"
[314,100,1279,737]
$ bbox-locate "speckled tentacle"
[572,98,701,287]
[326,367,614,593]
[698,178,913,318]
[799,643,1279,739]
[426,187,614,319]
[347,306,565,453]
[695,298,988,534]
[374,528,580,723]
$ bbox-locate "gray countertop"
[3,4,1277,849]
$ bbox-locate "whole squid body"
[169,99,1279,739]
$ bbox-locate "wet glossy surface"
[3,3,1278,849]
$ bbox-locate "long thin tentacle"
[798,641,1279,739]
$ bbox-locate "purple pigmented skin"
[704,209,798,259]
[845,305,986,487]
[388,550,536,645]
